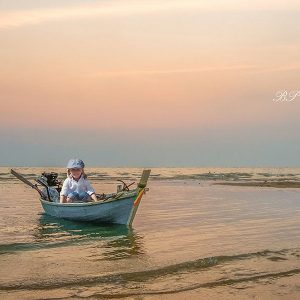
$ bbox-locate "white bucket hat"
[67,158,85,169]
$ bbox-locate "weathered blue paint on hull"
[40,194,138,225]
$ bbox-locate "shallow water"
[1,167,300,299]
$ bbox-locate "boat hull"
[40,191,142,225]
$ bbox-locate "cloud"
[87,65,261,78]
[86,64,300,78]
[250,64,300,74]
[1,0,299,30]
[0,1,206,29]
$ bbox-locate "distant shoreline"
[214,181,300,188]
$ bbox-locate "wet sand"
[214,181,300,188]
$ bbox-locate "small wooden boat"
[11,169,151,226]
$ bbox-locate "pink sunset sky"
[0,0,299,166]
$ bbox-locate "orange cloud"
[1,0,299,30]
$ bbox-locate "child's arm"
[85,179,97,201]
[60,178,69,203]
[90,193,98,202]
[60,195,67,203]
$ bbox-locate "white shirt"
[60,175,95,196]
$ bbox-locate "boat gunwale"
[39,190,138,207]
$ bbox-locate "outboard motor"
[36,172,62,202]
[41,172,60,187]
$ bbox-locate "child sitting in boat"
[60,158,98,203]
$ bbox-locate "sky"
[0,0,299,167]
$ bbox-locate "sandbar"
[214,181,300,188]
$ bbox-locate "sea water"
[0,167,300,299]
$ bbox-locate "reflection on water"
[0,214,145,260]
[33,214,145,260]
[36,214,132,239]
